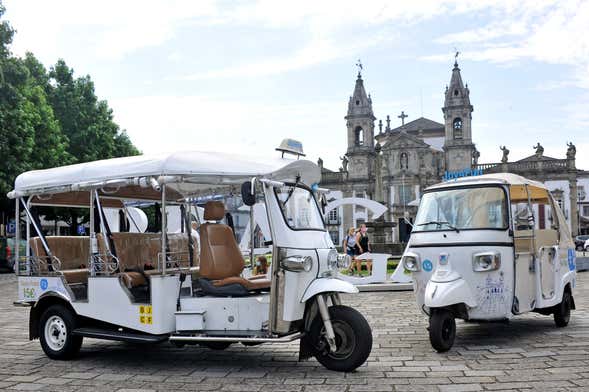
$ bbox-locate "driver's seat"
[199,201,271,296]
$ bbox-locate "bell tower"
[344,68,375,179]
[442,59,475,172]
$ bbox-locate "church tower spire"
[442,59,475,172]
[345,71,375,153]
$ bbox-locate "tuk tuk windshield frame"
[274,183,326,232]
[414,185,509,233]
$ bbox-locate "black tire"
[576,244,583,251]
[201,341,232,350]
[307,305,372,372]
[429,309,456,353]
[554,291,572,327]
[38,304,83,360]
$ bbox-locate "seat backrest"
[200,201,244,280]
[167,233,199,266]
[30,236,90,270]
[109,232,161,271]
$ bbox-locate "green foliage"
[0,2,140,225]
[48,60,139,163]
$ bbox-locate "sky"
[3,0,589,172]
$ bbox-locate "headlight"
[327,250,338,270]
[281,255,313,272]
[472,252,501,272]
[403,254,420,271]
[336,253,352,269]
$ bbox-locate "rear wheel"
[308,305,372,372]
[429,309,456,352]
[38,304,83,360]
[554,291,572,327]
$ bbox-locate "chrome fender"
[300,278,358,303]
[424,278,477,308]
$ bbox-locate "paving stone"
[0,272,587,390]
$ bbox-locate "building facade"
[321,61,588,247]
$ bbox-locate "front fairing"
[405,229,515,320]
[263,184,342,326]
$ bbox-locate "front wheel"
[429,309,456,352]
[554,291,572,327]
[38,304,83,360]
[308,305,372,372]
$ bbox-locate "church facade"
[320,61,589,247]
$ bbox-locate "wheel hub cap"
[44,316,67,351]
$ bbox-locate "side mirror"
[241,181,256,206]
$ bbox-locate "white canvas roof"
[10,151,321,197]
[428,173,547,191]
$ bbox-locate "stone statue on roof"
[566,142,576,160]
[533,142,544,157]
[472,149,480,165]
[340,155,349,172]
[500,146,509,163]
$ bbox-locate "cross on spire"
[398,111,408,126]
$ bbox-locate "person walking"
[343,227,359,275]
[356,223,372,275]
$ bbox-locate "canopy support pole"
[89,191,96,277]
[15,198,20,275]
[249,178,256,270]
[161,184,167,275]
[21,197,54,270]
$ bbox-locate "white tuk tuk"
[9,151,372,372]
[402,173,577,352]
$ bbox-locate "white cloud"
[110,95,348,170]
[425,0,589,88]
[5,0,540,77]
[4,0,219,61]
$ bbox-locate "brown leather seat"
[200,201,270,291]
[29,236,89,285]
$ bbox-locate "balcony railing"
[321,171,346,184]
[474,158,571,174]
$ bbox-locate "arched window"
[453,117,463,139]
[400,152,408,170]
[354,126,364,146]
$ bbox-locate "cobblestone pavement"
[0,272,588,391]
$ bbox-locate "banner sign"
[443,168,484,181]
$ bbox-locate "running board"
[169,331,303,344]
[72,328,168,344]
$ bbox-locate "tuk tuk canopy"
[8,151,321,205]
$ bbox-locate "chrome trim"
[169,331,303,343]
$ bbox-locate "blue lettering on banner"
[422,259,433,272]
[40,278,48,291]
[568,249,576,271]
[443,168,484,181]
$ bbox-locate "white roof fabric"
[429,173,547,191]
[12,151,321,195]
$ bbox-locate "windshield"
[414,186,507,232]
[275,185,325,230]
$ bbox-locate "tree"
[48,60,139,163]
[0,2,140,230]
